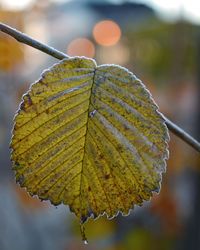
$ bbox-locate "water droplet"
[83,240,88,245]
[89,109,97,118]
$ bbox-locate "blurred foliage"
[123,228,172,250]
[0,10,24,71]
[126,18,198,86]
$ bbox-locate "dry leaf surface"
[11,57,169,223]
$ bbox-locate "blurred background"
[0,0,200,249]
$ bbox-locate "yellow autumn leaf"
[11,57,169,224]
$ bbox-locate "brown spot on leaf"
[117,145,123,152]
[26,94,33,106]
[104,174,110,180]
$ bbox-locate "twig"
[164,116,200,152]
[0,22,68,60]
[1,22,200,152]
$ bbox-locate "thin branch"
[0,22,68,60]
[1,22,200,153]
[164,116,200,152]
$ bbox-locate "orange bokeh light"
[93,20,121,46]
[67,38,95,58]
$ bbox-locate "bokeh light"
[0,0,34,10]
[93,20,121,47]
[67,38,95,58]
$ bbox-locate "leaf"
[11,57,169,224]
